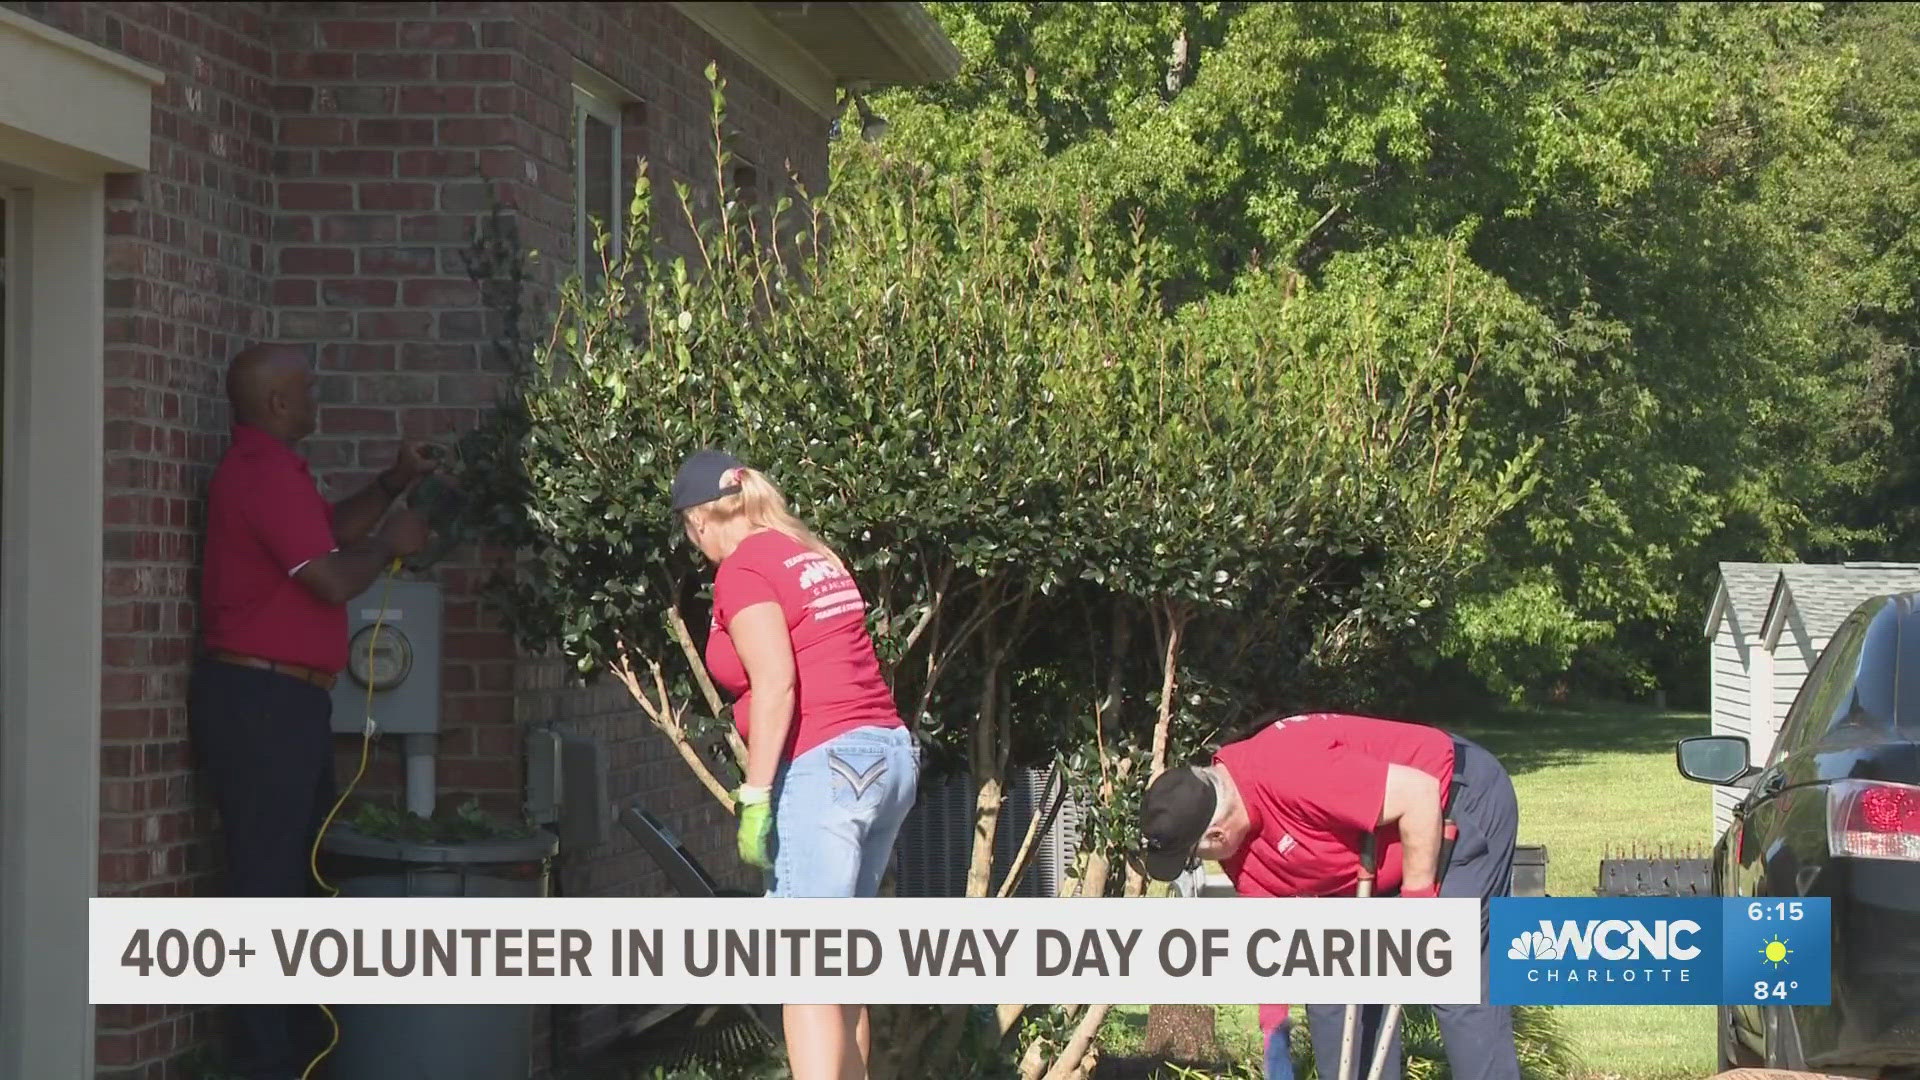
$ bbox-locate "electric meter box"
[330,579,443,736]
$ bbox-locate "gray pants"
[1306,736,1521,1080]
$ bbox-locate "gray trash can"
[318,825,560,1080]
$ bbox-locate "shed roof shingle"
[1766,563,1920,642]
[1714,561,1788,637]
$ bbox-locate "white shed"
[1704,561,1920,837]
[1704,562,1786,836]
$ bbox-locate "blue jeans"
[766,725,919,897]
[1265,1021,1294,1080]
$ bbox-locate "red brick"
[436,53,511,81]
[398,150,479,178]
[275,279,317,306]
[446,631,516,662]
[96,1031,137,1067]
[479,18,516,48]
[354,373,437,404]
[440,375,506,406]
[357,311,435,340]
[400,20,476,48]
[319,409,399,436]
[320,20,398,49]
[321,344,398,371]
[360,246,437,274]
[321,214,400,243]
[400,343,478,371]
[403,214,477,242]
[279,51,354,80]
[438,117,517,146]
[438,758,519,791]
[101,709,156,740]
[322,280,399,307]
[478,662,515,693]
[357,53,432,80]
[400,408,480,438]
[280,246,354,275]
[272,85,315,112]
[321,85,397,115]
[399,85,477,114]
[474,724,521,757]
[359,182,437,211]
[402,279,479,307]
[279,310,357,340]
[358,118,437,146]
[280,182,353,211]
[318,149,395,177]
[103,636,150,668]
[279,117,351,146]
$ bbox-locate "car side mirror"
[1675,735,1754,785]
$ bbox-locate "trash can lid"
[321,824,559,865]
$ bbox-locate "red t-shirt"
[200,424,348,673]
[704,529,902,760]
[1216,713,1455,899]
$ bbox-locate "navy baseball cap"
[1139,765,1218,881]
[670,448,744,512]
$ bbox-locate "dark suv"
[1677,591,1920,1077]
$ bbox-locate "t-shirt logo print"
[828,752,888,799]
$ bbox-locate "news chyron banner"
[90,898,1482,1006]
[89,897,1830,1006]
[1490,897,1831,1007]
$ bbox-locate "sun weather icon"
[1759,935,1793,969]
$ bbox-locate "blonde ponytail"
[701,467,845,570]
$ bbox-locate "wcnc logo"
[1491,899,1721,1005]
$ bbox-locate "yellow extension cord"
[299,561,399,1080]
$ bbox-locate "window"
[573,80,625,291]
[1768,610,1873,768]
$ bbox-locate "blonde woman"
[671,448,919,1080]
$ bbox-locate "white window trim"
[572,82,625,278]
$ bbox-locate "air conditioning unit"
[891,766,1084,899]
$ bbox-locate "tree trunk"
[1040,1004,1114,1080]
[967,646,1006,898]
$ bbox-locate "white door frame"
[0,11,159,1077]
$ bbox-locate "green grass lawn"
[1110,700,1722,1080]
[1447,701,1718,1080]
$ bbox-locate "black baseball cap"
[670,448,744,512]
[1139,765,1218,881]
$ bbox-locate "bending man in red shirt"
[1139,713,1521,1080]
[672,449,920,1080]
[192,342,433,1080]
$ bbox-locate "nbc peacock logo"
[1508,930,1562,961]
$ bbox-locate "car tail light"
[1828,779,1920,861]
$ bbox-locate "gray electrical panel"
[330,579,443,736]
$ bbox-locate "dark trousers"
[188,658,337,1080]
[1306,736,1522,1080]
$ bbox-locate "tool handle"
[1357,831,1378,883]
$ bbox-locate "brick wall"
[6,1,835,1074]
[2,3,281,1073]
[266,2,529,822]
[506,4,831,1062]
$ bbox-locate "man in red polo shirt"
[190,342,433,1079]
[1139,713,1521,1080]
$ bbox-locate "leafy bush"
[343,799,537,844]
[455,64,1542,1079]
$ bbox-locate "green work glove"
[737,785,773,869]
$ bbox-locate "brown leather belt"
[206,650,337,691]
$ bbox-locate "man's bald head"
[227,343,317,441]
